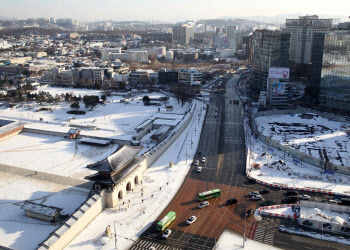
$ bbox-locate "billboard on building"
[269,67,290,79]
[272,82,285,95]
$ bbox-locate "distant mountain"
[0,16,19,21]
[219,14,349,24]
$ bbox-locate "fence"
[251,109,350,175]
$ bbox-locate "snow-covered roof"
[0,120,25,134]
[79,137,112,145]
[86,145,142,172]
[21,200,62,217]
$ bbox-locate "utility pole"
[243,214,247,247]
[114,221,117,250]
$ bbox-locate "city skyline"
[1,0,349,22]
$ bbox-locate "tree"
[83,95,99,110]
[142,95,150,105]
[70,101,80,110]
[319,149,334,172]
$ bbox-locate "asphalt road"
[131,75,349,250]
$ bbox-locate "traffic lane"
[241,179,333,206]
[156,179,258,239]
[273,227,347,250]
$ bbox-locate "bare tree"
[319,149,335,172]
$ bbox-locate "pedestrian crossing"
[253,220,276,245]
[130,239,172,250]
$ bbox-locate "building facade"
[173,25,194,45]
[285,15,332,64]
[319,31,350,113]
[251,30,290,93]
[145,32,173,43]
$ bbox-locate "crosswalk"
[130,239,172,250]
[253,220,276,245]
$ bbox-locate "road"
[130,75,348,250]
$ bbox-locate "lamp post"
[243,214,247,247]
[114,221,117,250]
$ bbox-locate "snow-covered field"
[65,101,206,250]
[0,87,189,141]
[255,114,350,167]
[216,230,281,250]
[0,132,118,179]
[248,138,350,195]
[301,207,349,225]
[0,172,89,250]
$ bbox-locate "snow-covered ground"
[255,113,350,167]
[0,172,89,250]
[65,101,207,250]
[216,230,281,250]
[0,132,118,179]
[248,137,350,195]
[0,88,188,141]
[301,207,349,225]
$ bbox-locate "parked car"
[186,216,197,225]
[261,200,276,206]
[284,191,298,196]
[298,194,310,200]
[194,160,199,166]
[197,167,202,173]
[201,157,206,163]
[215,112,218,117]
[302,220,313,226]
[251,195,262,201]
[198,201,209,209]
[249,191,260,196]
[259,188,271,194]
[226,198,237,205]
[246,209,253,217]
[162,229,172,239]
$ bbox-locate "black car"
[226,198,237,205]
[259,188,271,194]
[246,209,253,217]
[286,196,299,203]
[284,191,298,196]
[261,200,276,206]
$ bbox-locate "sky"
[1,0,349,22]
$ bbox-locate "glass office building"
[319,31,350,113]
[251,30,290,93]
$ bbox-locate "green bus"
[198,189,221,201]
[156,211,176,231]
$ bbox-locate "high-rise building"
[227,26,237,39]
[173,25,194,45]
[251,30,290,93]
[318,31,350,113]
[285,15,332,64]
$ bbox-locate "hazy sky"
[2,0,349,21]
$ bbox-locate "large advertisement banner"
[272,82,285,95]
[269,67,290,79]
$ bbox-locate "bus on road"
[156,211,176,231]
[198,189,221,201]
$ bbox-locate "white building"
[285,15,332,64]
[173,24,194,45]
[166,51,174,61]
[217,48,235,58]
[143,46,166,57]
[101,47,122,61]
[178,68,203,85]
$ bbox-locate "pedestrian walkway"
[0,163,93,190]
[130,239,172,250]
[253,220,277,245]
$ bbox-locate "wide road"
[130,75,347,250]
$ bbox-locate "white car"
[201,157,206,163]
[299,194,311,200]
[197,167,202,173]
[251,195,262,201]
[162,229,172,239]
[186,216,197,225]
[198,201,209,209]
[249,191,259,196]
[194,160,199,166]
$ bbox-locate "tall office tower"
[227,25,237,39]
[318,31,350,114]
[251,30,290,93]
[285,15,332,64]
[173,25,194,45]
